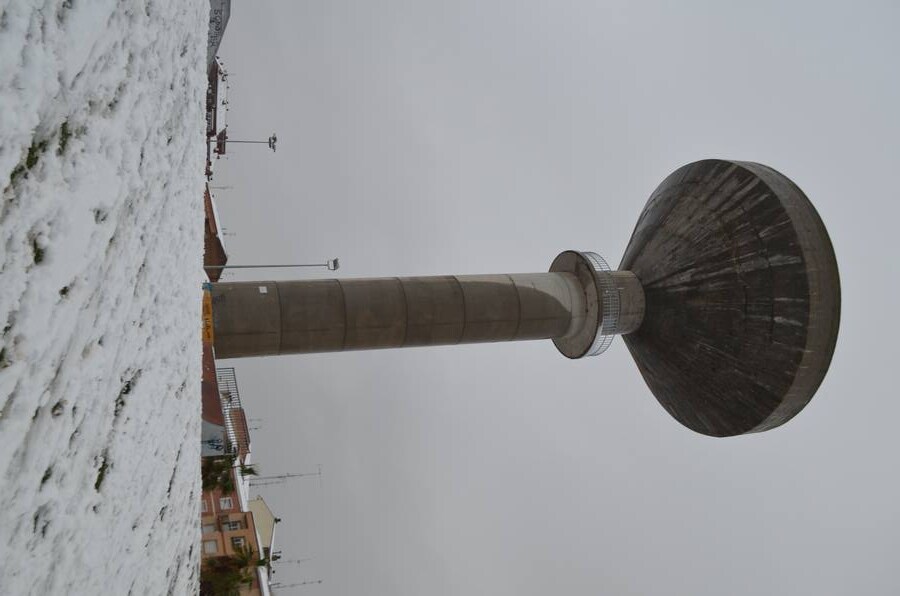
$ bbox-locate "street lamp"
[216,131,277,152]
[204,258,339,272]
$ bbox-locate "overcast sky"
[212,2,899,594]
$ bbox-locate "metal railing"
[215,368,249,456]
[580,251,620,356]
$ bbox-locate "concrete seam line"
[453,275,466,345]
[275,282,284,355]
[336,279,348,351]
[507,274,523,341]
[397,277,409,348]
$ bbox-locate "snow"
[0,1,208,594]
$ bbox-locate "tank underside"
[620,159,841,437]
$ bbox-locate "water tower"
[209,159,840,437]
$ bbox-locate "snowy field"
[0,1,207,593]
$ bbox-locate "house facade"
[199,350,273,595]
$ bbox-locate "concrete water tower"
[209,159,840,437]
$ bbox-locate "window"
[201,524,216,535]
[200,499,208,513]
[219,497,233,510]
[203,540,218,554]
[224,520,243,531]
[230,536,246,550]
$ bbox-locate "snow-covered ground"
[0,1,208,593]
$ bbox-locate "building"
[199,355,275,595]
[199,463,271,596]
[207,0,232,70]
[200,486,259,559]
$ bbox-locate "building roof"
[248,497,278,555]
[249,496,276,596]
[203,185,228,281]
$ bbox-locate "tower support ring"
[550,250,645,359]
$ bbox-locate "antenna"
[273,557,315,565]
[271,579,323,590]
[249,467,322,487]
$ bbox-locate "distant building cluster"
[199,5,281,595]
[205,0,230,180]
[205,57,229,180]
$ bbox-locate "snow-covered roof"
[207,192,227,254]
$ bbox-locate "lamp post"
[211,131,277,156]
[204,258,339,272]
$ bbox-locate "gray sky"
[213,2,899,594]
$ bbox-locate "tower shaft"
[210,253,644,359]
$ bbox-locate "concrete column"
[210,272,589,358]
[609,271,644,335]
